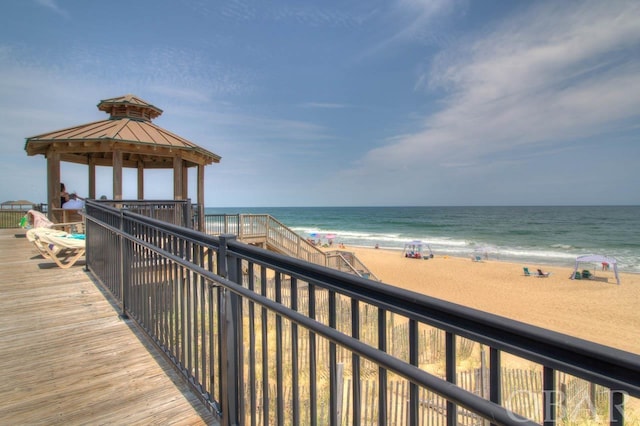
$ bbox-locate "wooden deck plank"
[0,229,218,425]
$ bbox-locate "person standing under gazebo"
[60,183,70,207]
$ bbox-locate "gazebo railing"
[95,199,194,228]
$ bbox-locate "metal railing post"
[446,332,456,426]
[543,367,556,426]
[119,209,129,319]
[218,234,241,426]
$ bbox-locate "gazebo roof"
[97,94,163,120]
[24,94,221,169]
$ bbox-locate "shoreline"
[335,242,640,274]
[329,245,640,355]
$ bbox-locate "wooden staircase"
[204,213,378,280]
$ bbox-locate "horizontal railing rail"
[96,199,194,228]
[84,200,640,426]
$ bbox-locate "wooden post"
[137,161,144,200]
[182,161,188,200]
[113,150,123,200]
[173,154,183,200]
[47,150,61,221]
[88,156,96,199]
[197,164,205,231]
[336,363,344,425]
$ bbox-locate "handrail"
[84,200,640,425]
[95,199,193,228]
[225,237,640,396]
[204,213,326,264]
[326,249,380,280]
[204,213,378,278]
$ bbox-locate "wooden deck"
[0,229,218,425]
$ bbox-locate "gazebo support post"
[47,151,61,221]
[173,155,183,200]
[197,164,205,231]
[182,162,188,202]
[88,157,96,199]
[113,150,123,200]
[137,162,144,199]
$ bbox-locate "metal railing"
[204,213,378,279]
[95,199,194,228]
[325,250,381,281]
[84,200,640,426]
[204,213,325,265]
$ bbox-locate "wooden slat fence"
[243,370,609,425]
[240,271,610,425]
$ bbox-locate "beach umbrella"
[325,234,336,239]
[571,254,620,285]
[403,240,433,259]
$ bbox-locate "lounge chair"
[524,267,550,277]
[24,209,84,234]
[26,228,86,269]
[537,269,551,278]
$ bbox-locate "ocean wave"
[207,206,640,273]
[550,244,573,250]
[293,227,470,248]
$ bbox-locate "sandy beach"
[340,246,640,355]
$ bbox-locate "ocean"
[204,206,640,273]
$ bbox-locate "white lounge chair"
[24,209,84,234]
[26,228,86,269]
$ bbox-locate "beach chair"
[24,209,84,234]
[26,228,86,269]
[537,268,551,278]
[472,255,483,262]
[523,267,533,276]
[581,270,592,279]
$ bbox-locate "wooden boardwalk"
[0,229,218,425]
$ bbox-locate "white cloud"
[35,0,70,18]
[353,1,640,176]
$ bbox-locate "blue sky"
[1,0,639,207]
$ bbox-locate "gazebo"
[24,94,221,230]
